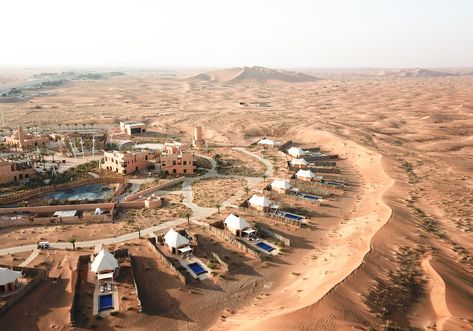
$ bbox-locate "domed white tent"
[164,228,191,255]
[287,147,306,158]
[224,213,255,237]
[91,248,119,279]
[290,158,308,168]
[271,179,292,194]
[248,194,273,211]
[296,169,320,181]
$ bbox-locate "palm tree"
[69,237,77,250]
[244,186,251,196]
[74,123,78,132]
[82,123,86,131]
[215,202,222,214]
[182,210,193,225]
[262,174,268,182]
[136,225,143,239]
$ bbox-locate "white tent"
[0,267,22,286]
[287,147,306,157]
[249,194,272,207]
[296,169,316,179]
[224,213,251,231]
[258,138,280,146]
[164,228,190,248]
[91,249,119,273]
[271,179,292,190]
[291,158,308,166]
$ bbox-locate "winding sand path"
[421,255,452,331]
[211,129,395,330]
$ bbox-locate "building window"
[183,161,187,165]
[173,161,176,166]
[183,169,187,174]
[173,169,176,174]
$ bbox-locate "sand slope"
[187,66,318,83]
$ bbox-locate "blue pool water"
[99,294,113,311]
[188,262,207,275]
[302,194,321,201]
[256,242,275,252]
[279,212,304,221]
[47,184,114,202]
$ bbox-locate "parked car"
[37,241,50,249]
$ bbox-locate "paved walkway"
[0,147,271,256]
[19,250,40,267]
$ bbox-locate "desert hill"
[377,68,455,77]
[187,66,319,83]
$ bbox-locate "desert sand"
[0,67,472,330]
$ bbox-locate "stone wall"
[255,224,291,247]
[203,222,262,260]
[146,238,187,284]
[0,212,111,229]
[70,255,90,325]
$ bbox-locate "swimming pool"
[99,294,113,312]
[278,211,305,222]
[47,184,114,202]
[302,194,322,201]
[256,242,275,252]
[187,262,207,275]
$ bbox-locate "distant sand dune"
[186,66,319,83]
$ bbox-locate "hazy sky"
[1,0,472,68]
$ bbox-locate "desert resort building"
[101,150,153,175]
[91,248,119,279]
[287,146,306,159]
[101,144,196,176]
[159,145,196,175]
[249,194,273,212]
[0,159,36,184]
[296,169,319,182]
[164,228,192,256]
[3,126,51,151]
[119,121,147,135]
[0,267,23,295]
[224,213,255,237]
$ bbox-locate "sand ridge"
[211,128,395,330]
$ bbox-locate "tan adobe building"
[101,150,154,175]
[3,126,51,151]
[0,159,36,184]
[192,126,205,149]
[159,145,196,175]
[120,122,146,135]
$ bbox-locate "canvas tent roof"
[0,267,22,286]
[271,179,292,190]
[258,138,280,146]
[287,147,306,157]
[296,169,316,178]
[224,213,252,230]
[91,249,119,273]
[164,228,190,248]
[291,158,308,166]
[249,194,272,207]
